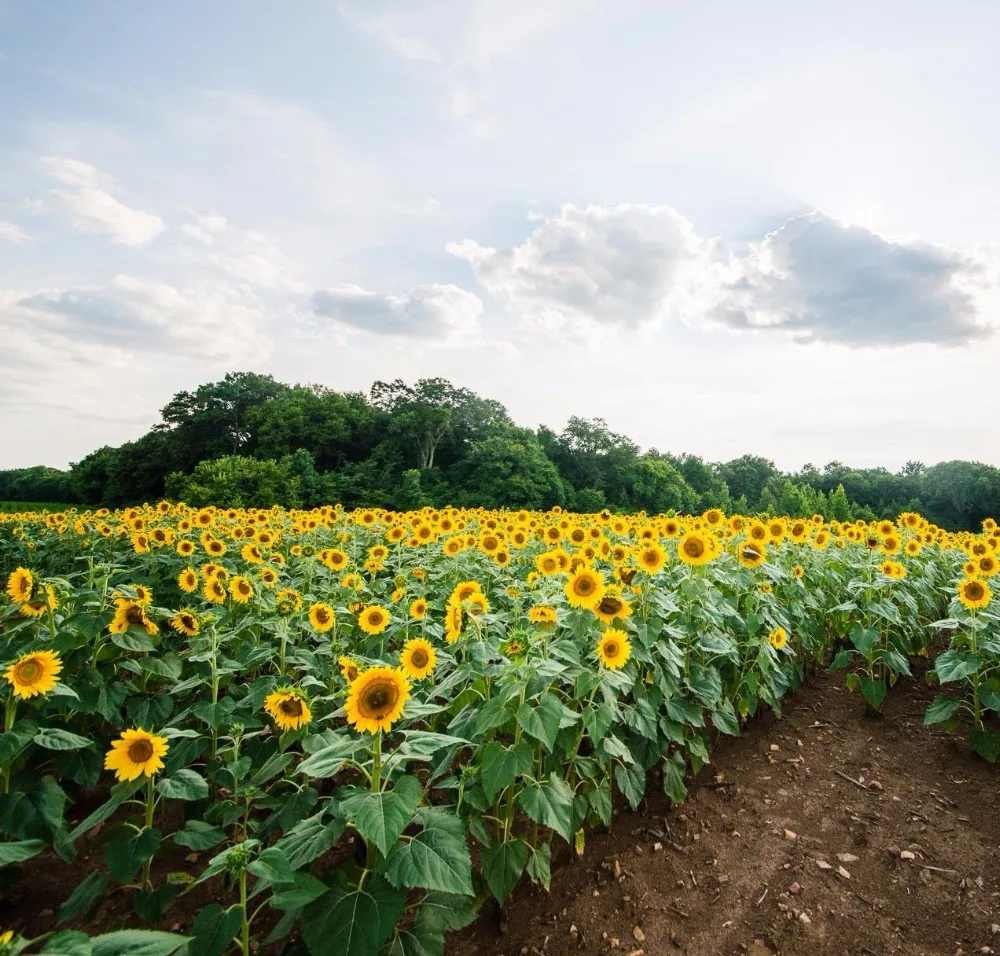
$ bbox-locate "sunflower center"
[125,605,145,625]
[316,609,330,624]
[127,739,154,763]
[279,698,304,717]
[574,577,595,596]
[181,615,196,630]
[410,648,429,668]
[604,640,620,659]
[966,582,985,600]
[599,597,622,615]
[360,680,399,717]
[368,612,384,626]
[683,539,705,558]
[14,659,42,685]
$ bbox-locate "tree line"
[1,371,998,530]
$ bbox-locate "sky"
[1,0,999,473]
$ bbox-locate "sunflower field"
[0,503,998,956]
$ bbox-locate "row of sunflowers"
[0,503,997,956]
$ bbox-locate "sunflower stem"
[371,730,382,793]
[1,696,16,795]
[239,868,250,956]
[141,774,155,891]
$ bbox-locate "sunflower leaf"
[479,741,533,803]
[0,838,46,866]
[339,775,422,856]
[384,806,473,896]
[301,870,405,956]
[156,769,209,801]
[105,827,162,884]
[33,728,93,751]
[515,693,562,752]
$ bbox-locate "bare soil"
[449,668,1000,956]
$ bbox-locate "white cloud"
[311,282,483,340]
[708,212,996,347]
[448,203,711,341]
[41,156,165,247]
[0,221,31,244]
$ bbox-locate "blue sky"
[2,0,999,471]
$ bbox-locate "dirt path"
[449,668,1000,956]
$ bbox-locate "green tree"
[448,431,564,509]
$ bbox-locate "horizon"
[3,1,1000,472]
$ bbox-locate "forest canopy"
[2,371,998,530]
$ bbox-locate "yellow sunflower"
[768,626,788,650]
[528,605,557,626]
[339,656,361,682]
[400,638,437,680]
[309,602,335,633]
[409,597,427,620]
[591,586,632,624]
[110,600,159,635]
[4,650,62,699]
[677,531,713,566]
[565,567,606,608]
[444,599,464,644]
[596,628,632,671]
[635,542,667,575]
[203,577,227,605]
[170,610,200,637]
[737,542,766,568]
[5,568,33,604]
[358,605,390,635]
[229,576,254,603]
[104,728,169,782]
[344,666,410,734]
[957,577,991,609]
[264,688,312,732]
[177,568,199,594]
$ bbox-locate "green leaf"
[923,695,961,726]
[105,828,161,884]
[301,871,405,956]
[481,838,530,904]
[33,728,93,751]
[614,761,645,810]
[859,678,887,711]
[248,846,296,886]
[270,871,330,911]
[0,838,46,866]
[274,812,345,869]
[883,649,912,677]
[515,693,562,752]
[68,781,143,841]
[830,649,853,670]
[339,775,421,856]
[665,695,704,727]
[581,702,613,742]
[417,891,479,933]
[195,840,260,886]
[980,687,1000,715]
[935,650,982,684]
[384,806,474,896]
[41,931,92,956]
[173,820,227,851]
[188,903,245,956]
[480,741,533,803]
[662,755,687,805]
[110,630,156,653]
[687,663,722,707]
[296,736,365,778]
[968,728,1000,763]
[711,699,740,736]
[471,694,513,737]
[396,731,471,760]
[517,773,575,843]
[90,931,189,956]
[59,872,109,923]
[849,626,880,655]
[526,842,552,889]
[156,769,209,801]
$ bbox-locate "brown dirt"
[448,669,1000,956]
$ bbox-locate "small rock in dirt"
[614,859,623,879]
[816,860,832,871]
[887,844,901,857]
[799,912,812,925]
[626,950,645,956]
[770,744,780,752]
[900,850,916,861]
[869,780,883,791]
[593,889,600,897]
[837,866,851,880]
[788,882,803,895]
[783,828,798,841]
[653,842,663,852]
[609,938,620,949]
[837,853,859,863]
[991,923,1000,935]
[569,925,578,937]
[633,926,646,943]
[634,844,644,854]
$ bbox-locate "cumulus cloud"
[42,156,165,247]
[0,221,31,244]
[447,203,710,339]
[14,275,269,363]
[708,212,993,347]
[311,282,484,340]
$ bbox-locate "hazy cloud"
[0,221,31,244]
[311,282,484,339]
[42,156,165,247]
[709,212,992,347]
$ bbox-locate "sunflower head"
[528,605,557,626]
[339,656,362,682]
[264,688,312,732]
[5,567,34,605]
[768,626,788,650]
[344,666,410,734]
[958,577,991,609]
[677,531,713,566]
[104,728,169,782]
[596,628,632,671]
[409,597,427,620]
[170,610,200,637]
[358,605,390,636]
[591,586,631,624]
[309,602,335,633]
[565,567,606,609]
[4,650,62,699]
[400,638,437,680]
[737,542,766,568]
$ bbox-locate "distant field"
[0,501,75,512]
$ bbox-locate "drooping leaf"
[339,775,422,857]
[105,828,162,884]
[384,806,474,896]
[187,903,245,956]
[517,773,575,842]
[156,769,209,801]
[301,871,405,956]
[481,838,530,904]
[923,695,961,726]
[479,741,533,803]
[515,694,562,752]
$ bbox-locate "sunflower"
[264,688,312,732]
[976,554,998,577]
[339,656,361,682]
[241,543,264,564]
[677,531,713,566]
[203,577,227,605]
[591,586,632,624]
[309,602,335,633]
[6,567,33,604]
[400,638,437,680]
[880,535,901,556]
[737,542,766,568]
[596,628,631,671]
[170,610,200,637]
[205,538,227,558]
[4,650,62,699]
[528,605,557,626]
[635,542,667,575]
[110,600,159,635]
[500,635,527,659]
[259,566,279,588]
[768,626,788,650]
[176,540,195,558]
[444,600,464,644]
[229,576,254,603]
[344,666,410,734]
[904,539,922,557]
[19,585,56,619]
[409,597,427,620]
[104,728,169,782]
[465,592,489,618]
[275,588,301,616]
[792,565,804,579]
[358,605,390,635]
[452,581,484,603]
[565,567,606,608]
[957,577,991,609]
[880,560,905,580]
